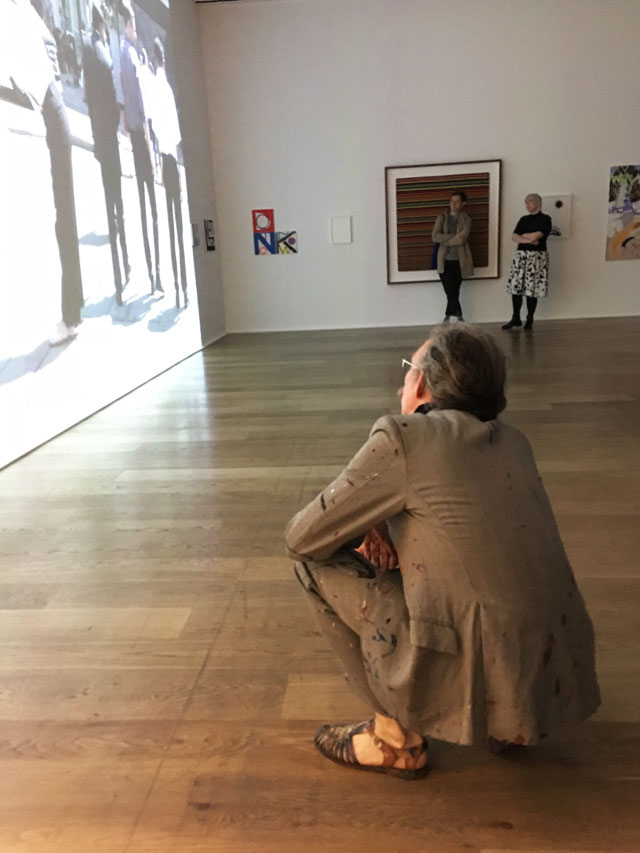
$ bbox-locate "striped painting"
[396,172,490,272]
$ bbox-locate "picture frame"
[385,159,501,284]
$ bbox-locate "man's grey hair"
[525,193,542,207]
[419,324,507,421]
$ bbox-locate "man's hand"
[356,524,399,572]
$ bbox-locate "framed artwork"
[541,194,572,239]
[606,165,640,261]
[385,160,501,284]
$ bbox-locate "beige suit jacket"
[286,410,600,745]
[432,210,474,278]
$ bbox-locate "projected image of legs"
[0,0,202,468]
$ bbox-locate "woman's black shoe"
[501,318,522,330]
[523,317,534,330]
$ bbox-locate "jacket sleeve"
[431,213,449,244]
[445,213,471,246]
[285,416,407,562]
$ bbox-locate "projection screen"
[1,0,203,468]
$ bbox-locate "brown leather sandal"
[314,719,429,780]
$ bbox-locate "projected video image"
[0,0,202,468]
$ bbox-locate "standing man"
[432,190,473,323]
[83,2,129,306]
[119,2,162,295]
[151,37,188,309]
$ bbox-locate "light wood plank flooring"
[0,317,639,852]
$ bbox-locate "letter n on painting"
[254,232,277,255]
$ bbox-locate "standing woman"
[432,191,474,322]
[503,194,552,330]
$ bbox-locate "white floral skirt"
[507,250,549,298]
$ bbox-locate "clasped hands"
[356,523,399,572]
[519,231,541,245]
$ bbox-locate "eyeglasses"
[401,358,422,373]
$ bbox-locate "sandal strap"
[372,732,429,770]
[371,732,400,767]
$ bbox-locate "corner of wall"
[169,0,226,345]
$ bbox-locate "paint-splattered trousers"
[294,549,417,725]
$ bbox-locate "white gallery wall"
[199,0,640,332]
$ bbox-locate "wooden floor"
[0,317,639,852]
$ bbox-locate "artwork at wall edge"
[385,160,501,284]
[606,165,640,261]
[204,219,215,251]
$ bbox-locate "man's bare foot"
[352,713,427,769]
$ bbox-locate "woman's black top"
[514,212,552,251]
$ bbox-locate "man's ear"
[417,374,434,404]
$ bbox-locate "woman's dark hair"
[451,190,468,203]
[420,324,506,421]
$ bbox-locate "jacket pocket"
[410,619,459,655]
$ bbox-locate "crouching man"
[285,324,600,779]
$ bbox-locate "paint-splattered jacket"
[285,410,600,745]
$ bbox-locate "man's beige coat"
[286,410,600,745]
[432,210,474,278]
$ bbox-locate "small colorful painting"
[252,209,275,233]
[252,210,298,256]
[254,232,276,255]
[606,165,640,261]
[276,232,298,254]
[541,195,572,239]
